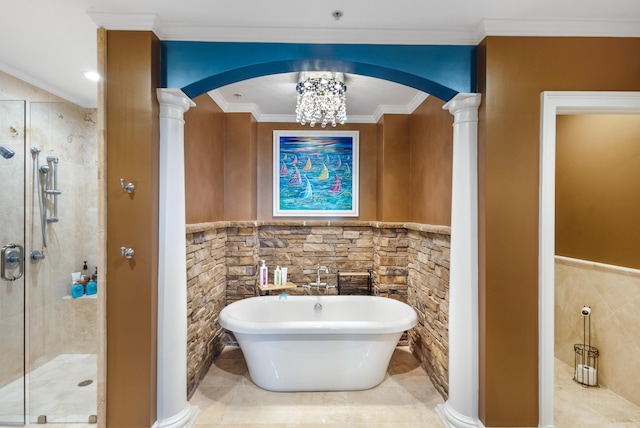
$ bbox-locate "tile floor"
[191,347,640,428]
[189,346,445,427]
[554,358,640,427]
[2,350,639,427]
[0,354,96,426]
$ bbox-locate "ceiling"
[1,1,638,122]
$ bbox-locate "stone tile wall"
[372,225,409,299]
[256,223,375,295]
[185,225,228,398]
[185,221,451,399]
[406,228,451,398]
[225,224,259,303]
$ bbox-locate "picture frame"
[273,130,359,217]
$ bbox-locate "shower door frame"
[0,99,27,425]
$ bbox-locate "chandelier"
[295,72,347,127]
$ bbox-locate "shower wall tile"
[555,257,640,407]
[62,296,98,353]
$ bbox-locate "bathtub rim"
[219,295,417,335]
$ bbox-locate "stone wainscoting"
[185,221,451,399]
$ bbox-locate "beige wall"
[556,114,640,270]
[478,36,640,426]
[555,257,640,406]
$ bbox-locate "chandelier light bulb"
[295,72,347,127]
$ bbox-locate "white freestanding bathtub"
[219,295,417,392]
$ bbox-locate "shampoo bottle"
[86,280,97,296]
[274,266,282,286]
[259,260,268,287]
[71,282,84,298]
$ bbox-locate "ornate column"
[156,88,198,428]
[437,93,482,428]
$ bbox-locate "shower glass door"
[0,100,26,424]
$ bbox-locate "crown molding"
[87,12,162,32]
[159,24,478,45]
[0,61,96,108]
[208,90,428,124]
[87,12,640,45]
[373,93,429,122]
[481,18,640,39]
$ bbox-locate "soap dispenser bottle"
[259,260,268,287]
[274,266,282,286]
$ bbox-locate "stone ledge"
[187,220,451,235]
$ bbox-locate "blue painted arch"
[161,41,477,102]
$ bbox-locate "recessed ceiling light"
[83,71,101,82]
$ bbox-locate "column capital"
[443,93,481,123]
[157,88,196,118]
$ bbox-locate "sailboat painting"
[273,130,359,216]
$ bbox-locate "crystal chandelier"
[295,72,347,127]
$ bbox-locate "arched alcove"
[156,40,481,428]
[161,41,476,101]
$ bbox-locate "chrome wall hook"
[121,247,135,259]
[120,178,135,194]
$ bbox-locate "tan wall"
[410,96,453,226]
[225,113,257,220]
[377,115,411,221]
[478,36,640,426]
[556,114,640,270]
[184,100,453,224]
[256,122,378,220]
[105,30,159,426]
[184,94,225,223]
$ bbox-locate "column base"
[436,401,483,428]
[156,403,200,428]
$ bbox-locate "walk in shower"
[0,99,98,424]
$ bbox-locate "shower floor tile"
[0,354,96,425]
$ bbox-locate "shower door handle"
[1,243,24,281]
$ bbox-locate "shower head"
[0,146,15,159]
[39,165,50,174]
[30,147,40,155]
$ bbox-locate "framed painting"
[273,130,359,217]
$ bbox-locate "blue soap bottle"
[71,282,84,298]
[86,280,97,296]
